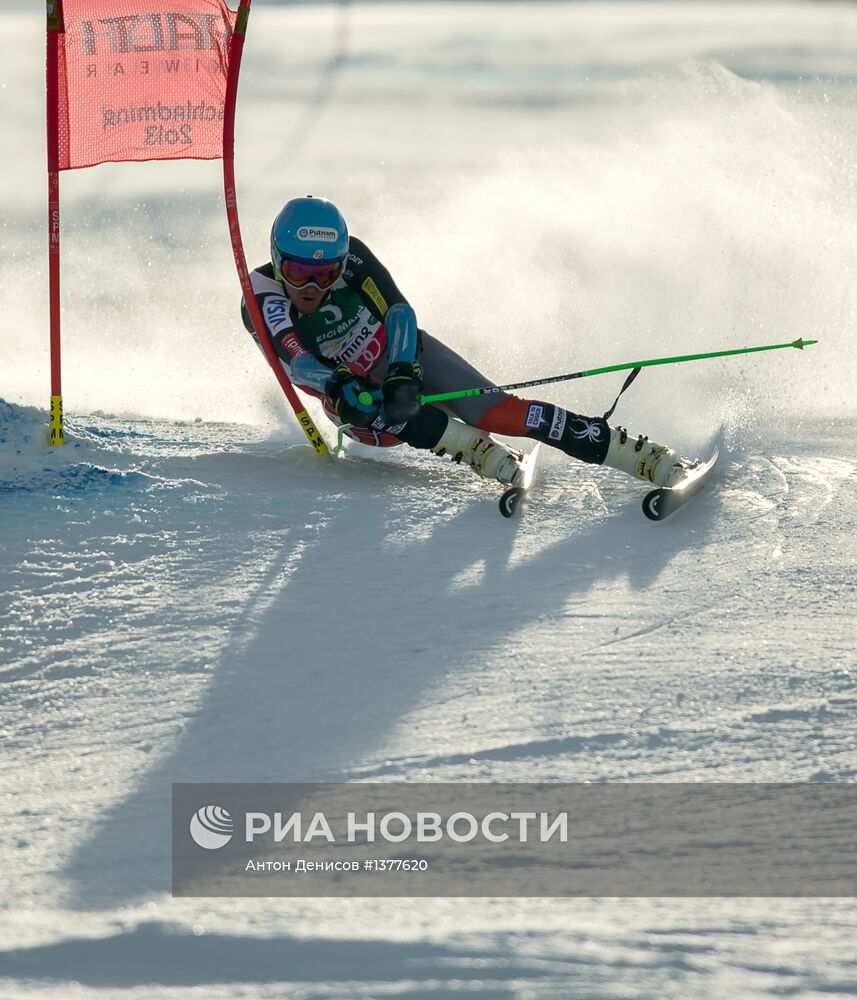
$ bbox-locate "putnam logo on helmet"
[296,226,338,242]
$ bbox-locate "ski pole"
[419,338,818,405]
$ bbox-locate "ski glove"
[382,361,424,424]
[325,365,383,427]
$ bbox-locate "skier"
[242,195,694,488]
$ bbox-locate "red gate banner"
[53,0,236,170]
[46,0,329,453]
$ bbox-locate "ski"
[642,448,720,521]
[499,443,541,518]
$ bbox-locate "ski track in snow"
[2,398,857,998]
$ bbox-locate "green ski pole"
[420,338,818,405]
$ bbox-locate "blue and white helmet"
[270,196,349,274]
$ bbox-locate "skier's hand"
[325,365,383,427]
[382,361,423,424]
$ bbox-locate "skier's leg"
[401,333,524,483]
[419,334,689,487]
[418,333,506,426]
[380,405,522,484]
[476,396,688,486]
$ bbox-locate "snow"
[2,1,857,997]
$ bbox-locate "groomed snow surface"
[2,1,857,997]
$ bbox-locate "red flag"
[45,0,329,453]
[54,0,236,170]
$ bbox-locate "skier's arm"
[343,235,411,320]
[385,302,418,365]
[289,354,337,392]
[341,237,424,420]
[241,266,336,391]
[344,236,423,364]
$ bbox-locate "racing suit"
[242,235,611,465]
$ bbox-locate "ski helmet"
[270,196,349,281]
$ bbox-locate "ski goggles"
[279,256,343,290]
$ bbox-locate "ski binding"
[642,448,719,521]
[499,443,541,518]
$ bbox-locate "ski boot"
[432,419,523,485]
[604,426,695,488]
